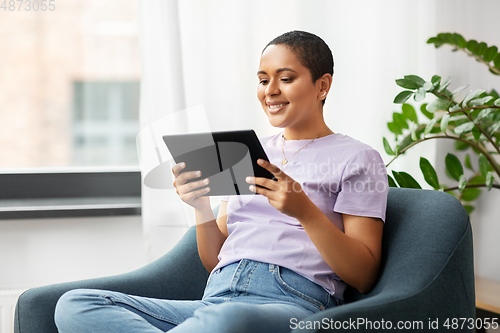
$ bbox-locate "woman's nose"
[265,79,280,96]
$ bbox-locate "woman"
[55,30,388,333]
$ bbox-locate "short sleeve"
[334,148,389,222]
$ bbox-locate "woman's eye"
[281,78,292,82]
[259,79,269,85]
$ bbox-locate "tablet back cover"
[163,130,273,196]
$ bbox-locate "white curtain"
[137,0,500,281]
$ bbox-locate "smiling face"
[257,44,329,138]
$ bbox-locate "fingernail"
[245,177,251,183]
[249,185,255,191]
[180,162,185,167]
[196,171,201,176]
[203,178,209,184]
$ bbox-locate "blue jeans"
[54,259,338,333]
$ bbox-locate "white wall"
[0,215,148,333]
[0,215,146,289]
[433,0,500,282]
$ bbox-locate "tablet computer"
[162,130,276,196]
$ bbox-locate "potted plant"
[384,33,500,213]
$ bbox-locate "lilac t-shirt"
[213,131,389,301]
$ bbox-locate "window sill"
[1,170,141,219]
[0,197,141,219]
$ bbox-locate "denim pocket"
[206,267,222,286]
[273,266,330,311]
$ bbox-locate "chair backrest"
[344,187,473,305]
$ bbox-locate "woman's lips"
[267,102,289,114]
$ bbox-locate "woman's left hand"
[246,159,312,220]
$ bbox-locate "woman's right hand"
[172,162,211,210]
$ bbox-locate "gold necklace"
[281,126,328,170]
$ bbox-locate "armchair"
[14,187,475,333]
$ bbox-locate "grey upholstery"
[14,188,475,333]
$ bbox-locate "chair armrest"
[14,226,208,333]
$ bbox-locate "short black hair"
[263,30,334,84]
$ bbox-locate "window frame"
[0,170,141,219]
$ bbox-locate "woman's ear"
[318,73,333,99]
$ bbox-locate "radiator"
[0,289,27,333]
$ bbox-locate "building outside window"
[73,81,140,166]
[0,0,141,170]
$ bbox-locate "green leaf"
[423,82,433,91]
[449,104,463,113]
[420,103,433,120]
[452,85,469,96]
[442,88,453,98]
[490,122,500,134]
[494,53,500,69]
[404,75,426,87]
[463,205,474,214]
[431,75,441,89]
[427,37,444,47]
[438,76,453,93]
[468,98,482,107]
[454,122,474,135]
[486,171,494,191]
[394,144,400,156]
[383,137,395,156]
[478,154,490,178]
[402,104,418,123]
[423,118,437,137]
[473,108,493,125]
[462,89,486,107]
[440,33,455,45]
[490,89,499,99]
[475,42,487,56]
[419,157,440,189]
[470,97,494,106]
[445,153,464,181]
[396,79,420,90]
[489,68,500,76]
[461,187,482,201]
[393,113,409,129]
[454,140,470,150]
[426,99,449,112]
[410,123,418,141]
[469,175,486,185]
[464,154,473,170]
[394,91,414,104]
[387,174,398,188]
[452,33,467,48]
[387,122,402,135]
[494,98,500,107]
[483,96,494,104]
[414,87,426,102]
[458,174,467,193]
[484,46,498,62]
[472,126,481,142]
[392,171,422,189]
[466,40,478,53]
[440,114,450,133]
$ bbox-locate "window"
[73,81,140,166]
[0,0,142,218]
